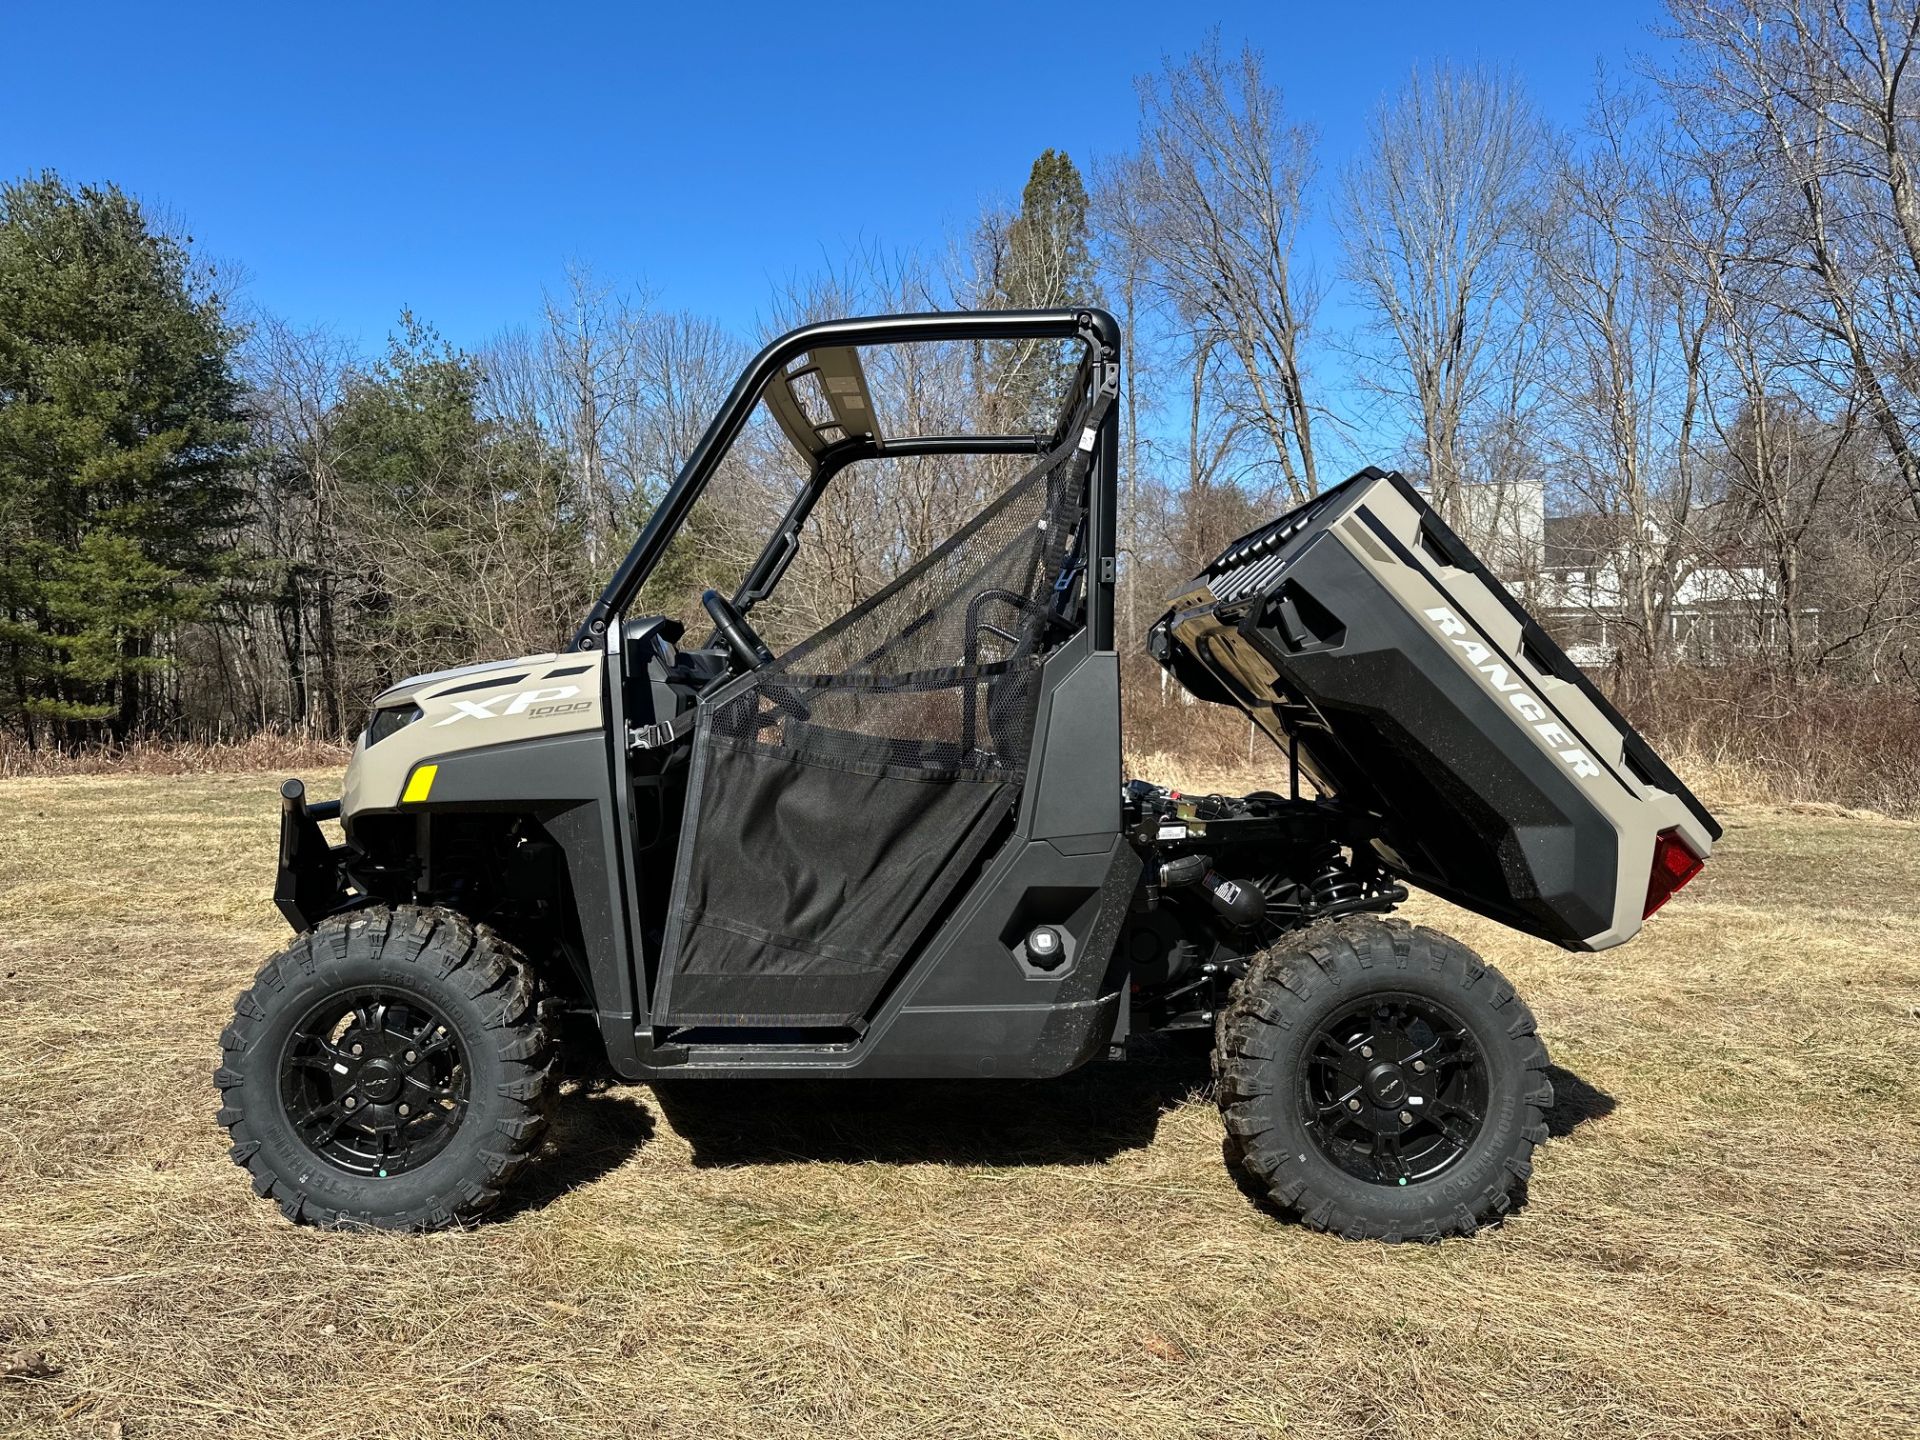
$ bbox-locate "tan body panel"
[343,653,606,815]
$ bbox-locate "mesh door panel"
[663,440,1091,1028]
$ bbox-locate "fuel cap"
[1026,926,1066,970]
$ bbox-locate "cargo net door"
[657,439,1092,1029]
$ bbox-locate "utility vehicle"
[216,309,1719,1239]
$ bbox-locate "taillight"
[1644,829,1704,918]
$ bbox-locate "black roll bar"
[569,307,1121,652]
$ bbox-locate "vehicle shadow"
[652,1034,1215,1169]
[499,1054,1616,1208]
[1543,1062,1617,1138]
[495,1084,658,1218]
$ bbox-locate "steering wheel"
[702,590,773,672]
[700,589,814,727]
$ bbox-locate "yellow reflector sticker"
[402,764,438,804]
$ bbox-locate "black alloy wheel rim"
[279,988,470,1177]
[1299,992,1489,1187]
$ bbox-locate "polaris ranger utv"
[216,308,1719,1239]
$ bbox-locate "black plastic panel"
[1242,539,1617,943]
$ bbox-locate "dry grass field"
[2,768,1917,1439]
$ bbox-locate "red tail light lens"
[1644,829,1705,918]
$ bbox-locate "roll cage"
[570,307,1123,654]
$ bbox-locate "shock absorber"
[1304,848,1366,910]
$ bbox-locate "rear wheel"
[1213,916,1551,1240]
[215,906,556,1229]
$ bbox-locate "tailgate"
[1149,468,1720,951]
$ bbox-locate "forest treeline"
[4,4,1920,807]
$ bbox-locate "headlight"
[365,702,423,747]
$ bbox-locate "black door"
[651,438,1094,1029]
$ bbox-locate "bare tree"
[623,307,748,514]
[241,315,357,732]
[1119,37,1323,502]
[1340,64,1544,524]
[481,266,653,575]
[1663,0,1920,517]
[538,265,626,574]
[1091,155,1158,647]
[1530,87,1717,685]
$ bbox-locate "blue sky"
[2,0,1670,356]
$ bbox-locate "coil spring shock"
[1305,848,1367,910]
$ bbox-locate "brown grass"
[1,770,1917,1439]
[1614,667,1920,820]
[0,731,352,780]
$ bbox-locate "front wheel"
[215,906,556,1229]
[1213,916,1552,1240]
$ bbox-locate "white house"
[1452,481,1808,667]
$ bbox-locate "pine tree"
[329,314,583,676]
[987,149,1099,429]
[0,173,247,745]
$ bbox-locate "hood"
[372,653,566,708]
[345,652,606,815]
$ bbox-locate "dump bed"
[1149,468,1720,951]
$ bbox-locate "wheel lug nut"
[1412,1060,1426,1073]
[398,1104,410,1117]
[351,1043,363,1056]
[344,1096,357,1110]
[1360,1046,1373,1059]
[405,1051,417,1063]
[1400,1110,1413,1126]
[1347,1098,1362,1112]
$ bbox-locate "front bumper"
[275,778,349,931]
